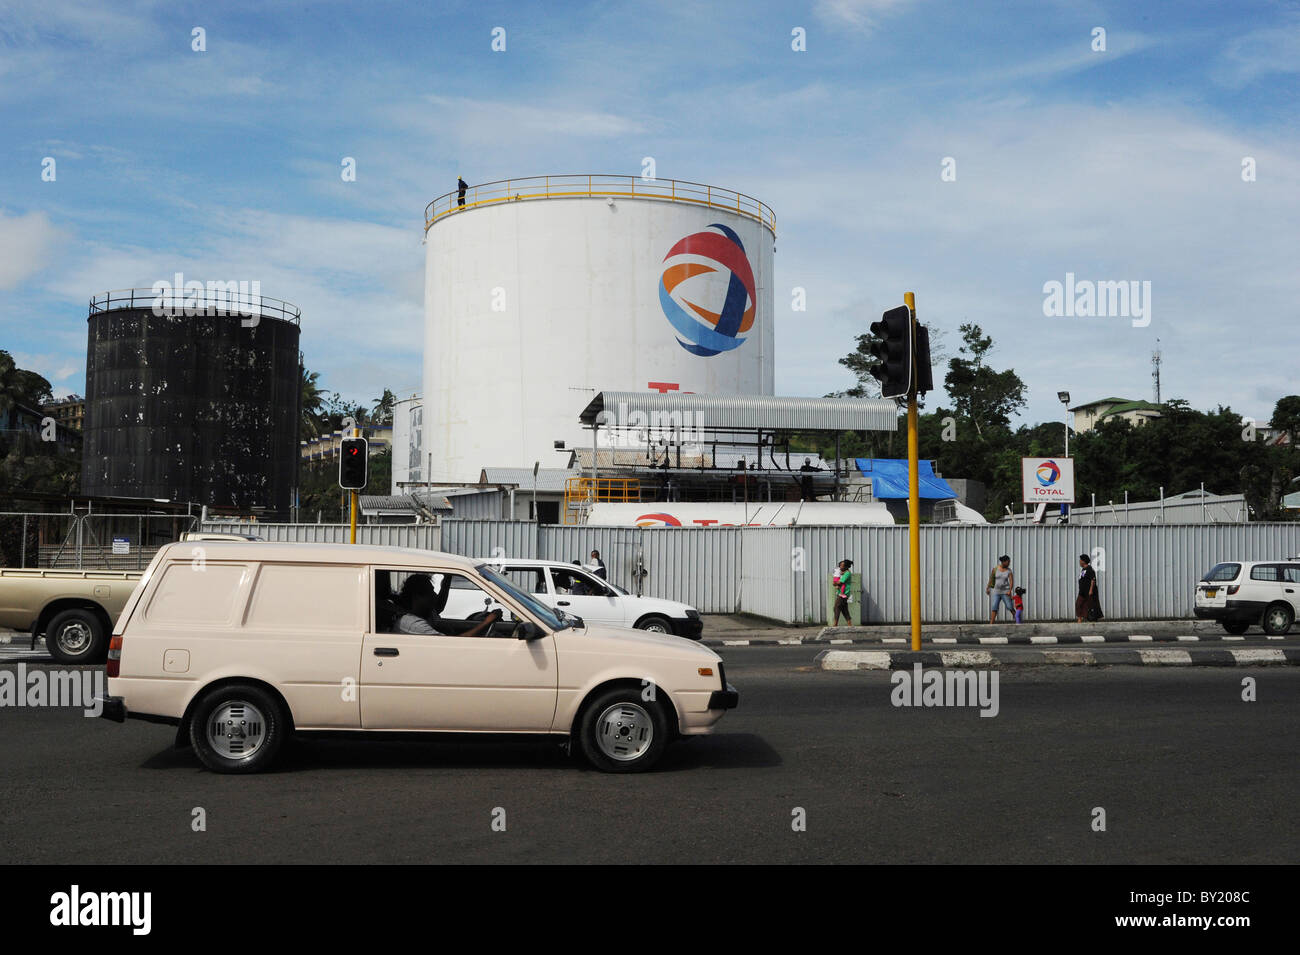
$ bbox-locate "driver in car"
[397,575,501,637]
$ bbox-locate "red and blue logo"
[659,224,756,357]
[1036,460,1061,486]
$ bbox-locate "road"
[1,647,1297,864]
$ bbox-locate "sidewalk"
[699,614,1289,648]
[818,646,1300,669]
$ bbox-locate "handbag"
[1086,595,1103,621]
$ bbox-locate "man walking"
[457,176,468,207]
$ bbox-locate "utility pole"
[869,295,931,650]
[905,292,922,652]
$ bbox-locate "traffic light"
[869,305,913,399]
[339,436,369,490]
[914,325,934,394]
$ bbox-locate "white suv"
[458,558,703,639]
[1193,560,1300,635]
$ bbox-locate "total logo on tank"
[659,224,756,357]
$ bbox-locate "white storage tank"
[423,175,776,482]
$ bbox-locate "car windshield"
[476,564,570,631]
[1204,563,1241,582]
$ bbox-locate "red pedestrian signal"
[339,437,369,490]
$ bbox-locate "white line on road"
[820,650,892,671]
[1229,648,1288,665]
[1137,649,1193,666]
[938,650,996,667]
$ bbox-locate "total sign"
[1021,457,1075,504]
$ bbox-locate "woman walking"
[1075,554,1101,622]
[986,554,1015,623]
[831,559,854,626]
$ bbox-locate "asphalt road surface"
[2,647,1297,864]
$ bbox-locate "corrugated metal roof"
[479,467,579,492]
[579,392,899,432]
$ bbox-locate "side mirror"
[517,621,544,641]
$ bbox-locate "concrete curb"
[704,632,1294,648]
[816,647,1300,670]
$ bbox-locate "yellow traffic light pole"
[905,292,922,651]
[349,426,359,544]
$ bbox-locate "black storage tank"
[81,286,301,517]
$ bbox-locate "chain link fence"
[0,512,197,570]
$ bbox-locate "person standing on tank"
[457,176,468,207]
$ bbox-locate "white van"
[99,542,737,774]
[468,558,702,638]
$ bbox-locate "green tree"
[299,367,324,439]
[1271,395,1300,446]
[942,323,1025,438]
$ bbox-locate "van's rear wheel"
[189,684,287,774]
[1262,602,1294,636]
[577,688,669,773]
[1222,620,1250,635]
[45,608,107,664]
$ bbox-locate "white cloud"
[0,209,62,289]
[1213,14,1300,88]
[814,0,918,32]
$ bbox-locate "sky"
[1,0,1297,428]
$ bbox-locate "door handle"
[557,600,570,606]
[374,647,399,657]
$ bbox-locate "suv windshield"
[1204,563,1241,582]
[476,564,570,631]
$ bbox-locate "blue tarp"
[854,458,957,500]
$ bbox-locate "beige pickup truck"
[0,532,260,664]
[0,568,142,663]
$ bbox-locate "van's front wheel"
[577,688,669,773]
[189,684,287,774]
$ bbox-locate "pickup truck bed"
[0,568,143,664]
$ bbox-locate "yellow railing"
[562,476,641,524]
[425,175,776,236]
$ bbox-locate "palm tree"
[371,388,395,426]
[300,367,324,440]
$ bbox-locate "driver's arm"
[461,609,502,638]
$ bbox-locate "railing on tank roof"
[89,288,302,326]
[424,175,776,235]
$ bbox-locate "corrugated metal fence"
[202,520,1300,624]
